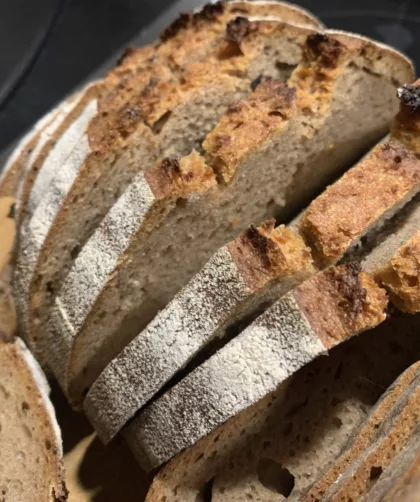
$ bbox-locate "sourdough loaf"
[48,32,412,406]
[0,338,67,501]
[18,14,317,365]
[124,263,387,470]
[144,313,420,501]
[85,82,420,443]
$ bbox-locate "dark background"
[0,0,418,161]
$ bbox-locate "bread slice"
[18,17,317,366]
[47,32,411,406]
[123,263,387,470]
[314,361,420,501]
[143,311,420,502]
[85,84,420,443]
[305,360,420,501]
[0,338,67,501]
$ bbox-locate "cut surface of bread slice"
[144,313,420,502]
[20,17,315,366]
[124,263,387,470]
[0,338,67,501]
[304,360,420,501]
[86,84,420,443]
[315,361,420,501]
[49,32,412,406]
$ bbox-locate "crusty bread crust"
[300,142,420,267]
[124,265,387,470]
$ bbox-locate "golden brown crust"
[294,263,388,349]
[376,231,420,313]
[305,361,420,501]
[204,79,296,182]
[301,142,420,266]
[145,150,217,200]
[227,219,315,292]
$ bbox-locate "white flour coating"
[14,106,96,344]
[45,173,156,384]
[28,98,98,245]
[27,87,95,215]
[125,293,325,469]
[16,338,63,456]
[85,246,251,443]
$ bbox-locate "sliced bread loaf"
[124,263,388,470]
[144,311,420,502]
[19,18,316,365]
[48,32,412,406]
[0,337,67,501]
[85,84,420,443]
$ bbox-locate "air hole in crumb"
[195,478,213,502]
[394,155,402,163]
[21,401,30,413]
[282,422,293,436]
[70,245,81,260]
[369,466,383,482]
[45,439,52,451]
[332,417,343,429]
[46,281,54,294]
[408,276,419,287]
[195,453,204,463]
[257,458,295,497]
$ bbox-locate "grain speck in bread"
[124,264,387,470]
[0,338,67,501]
[49,32,412,406]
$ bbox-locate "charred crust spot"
[326,262,367,315]
[161,157,181,177]
[305,33,343,68]
[245,223,276,269]
[116,46,138,67]
[160,12,191,41]
[251,74,263,91]
[226,16,251,44]
[193,1,225,23]
[397,84,420,112]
